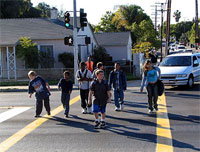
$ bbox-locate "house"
[94,32,132,61]
[0,9,94,80]
[0,9,133,80]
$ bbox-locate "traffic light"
[85,36,91,45]
[64,12,70,28]
[64,36,73,46]
[80,8,87,28]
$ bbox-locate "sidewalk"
[0,80,142,92]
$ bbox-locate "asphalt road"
[0,84,199,152]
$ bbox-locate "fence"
[0,65,141,82]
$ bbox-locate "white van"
[159,53,200,87]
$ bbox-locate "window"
[160,56,191,66]
[39,45,54,68]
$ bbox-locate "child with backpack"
[76,62,93,114]
[89,70,111,129]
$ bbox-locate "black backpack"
[157,80,165,96]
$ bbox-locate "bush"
[58,52,74,68]
[92,46,112,66]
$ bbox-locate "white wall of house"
[105,46,127,61]
[127,34,132,61]
[78,26,97,62]
[34,39,74,68]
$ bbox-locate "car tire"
[187,76,194,88]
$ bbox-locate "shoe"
[47,111,51,115]
[82,108,87,114]
[65,114,69,118]
[120,103,124,110]
[100,121,106,129]
[87,107,93,114]
[154,107,158,112]
[148,109,153,114]
[115,107,120,111]
[94,121,100,129]
[34,115,40,118]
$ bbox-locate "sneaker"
[34,115,41,118]
[94,121,100,129]
[82,108,87,114]
[154,107,158,112]
[100,121,106,129]
[87,107,93,114]
[115,107,120,111]
[120,103,124,110]
[148,109,153,114]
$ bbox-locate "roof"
[0,18,75,46]
[94,32,131,46]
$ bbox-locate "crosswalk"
[0,107,31,124]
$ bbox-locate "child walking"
[28,71,51,117]
[140,60,160,113]
[89,70,111,129]
[58,71,73,118]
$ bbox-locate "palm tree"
[112,5,150,30]
[173,10,181,22]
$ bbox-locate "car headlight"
[176,74,187,78]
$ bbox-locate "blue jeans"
[61,92,70,115]
[114,89,124,108]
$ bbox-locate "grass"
[0,80,60,86]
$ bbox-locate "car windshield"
[160,56,191,66]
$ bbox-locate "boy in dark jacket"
[89,70,111,129]
[109,63,127,111]
[58,71,73,118]
[28,71,51,117]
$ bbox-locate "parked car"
[159,53,200,87]
[175,45,186,51]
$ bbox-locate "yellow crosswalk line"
[0,95,80,152]
[156,94,173,152]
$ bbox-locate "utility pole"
[165,0,172,57]
[195,0,199,49]
[151,5,159,32]
[156,3,166,62]
[73,0,78,85]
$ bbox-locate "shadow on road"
[49,116,99,133]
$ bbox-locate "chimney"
[50,8,58,20]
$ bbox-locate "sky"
[32,0,199,25]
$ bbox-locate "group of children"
[28,59,160,128]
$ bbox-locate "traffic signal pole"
[73,0,78,85]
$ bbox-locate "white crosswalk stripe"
[0,107,31,123]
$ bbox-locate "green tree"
[35,2,51,18]
[39,49,54,68]
[0,0,41,18]
[58,52,74,68]
[92,46,111,66]
[16,37,39,68]
[132,42,152,53]
[94,11,117,33]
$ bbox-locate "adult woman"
[140,60,160,113]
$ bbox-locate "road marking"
[0,95,80,152]
[0,107,31,124]
[156,94,173,152]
